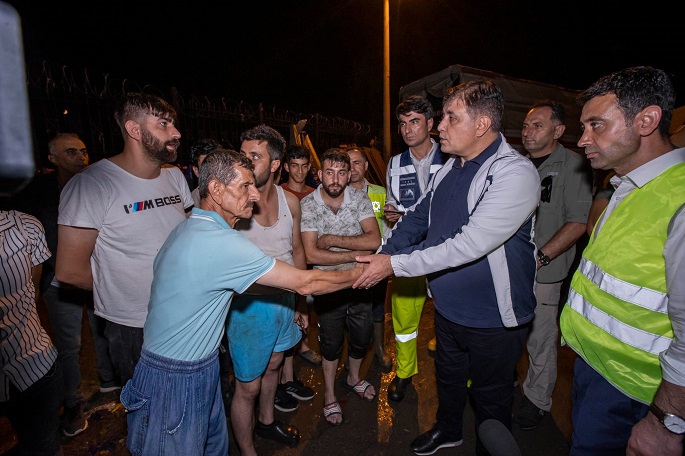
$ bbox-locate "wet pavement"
[1,295,572,456]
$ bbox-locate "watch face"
[664,414,685,434]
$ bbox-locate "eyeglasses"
[541,176,553,203]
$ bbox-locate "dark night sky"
[6,0,685,128]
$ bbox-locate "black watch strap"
[649,402,685,435]
[537,250,551,266]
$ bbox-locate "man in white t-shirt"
[56,92,193,385]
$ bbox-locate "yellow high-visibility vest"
[560,163,685,404]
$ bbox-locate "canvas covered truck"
[398,64,583,154]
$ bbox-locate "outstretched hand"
[354,253,393,289]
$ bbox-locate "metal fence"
[25,61,382,169]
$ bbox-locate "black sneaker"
[255,419,300,447]
[282,380,315,401]
[513,395,547,430]
[297,349,322,367]
[63,401,88,437]
[410,426,462,455]
[274,384,299,412]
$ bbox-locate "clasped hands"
[353,253,393,289]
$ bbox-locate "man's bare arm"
[627,380,685,455]
[316,216,381,252]
[287,191,311,314]
[56,225,98,290]
[301,230,373,266]
[538,222,587,268]
[287,191,308,271]
[256,260,363,296]
[587,196,610,236]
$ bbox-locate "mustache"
[166,139,180,148]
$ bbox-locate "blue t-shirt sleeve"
[209,231,276,293]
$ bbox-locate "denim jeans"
[121,349,227,456]
[43,286,117,406]
[104,321,144,385]
[0,362,65,456]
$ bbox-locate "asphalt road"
[1,291,572,456]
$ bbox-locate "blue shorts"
[226,292,301,382]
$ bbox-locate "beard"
[141,128,178,164]
[254,166,271,189]
[322,182,345,198]
[349,173,363,185]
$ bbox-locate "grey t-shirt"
[300,185,376,271]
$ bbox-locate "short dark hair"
[443,79,505,132]
[345,146,368,163]
[320,148,350,170]
[285,144,311,163]
[198,149,254,200]
[114,92,176,133]
[190,139,221,167]
[396,95,434,121]
[530,99,566,125]
[240,124,286,162]
[577,66,675,137]
[45,133,86,169]
[48,132,83,151]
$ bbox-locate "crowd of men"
[1,65,683,456]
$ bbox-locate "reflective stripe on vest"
[560,162,685,404]
[567,258,671,355]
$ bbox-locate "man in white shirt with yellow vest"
[346,146,392,369]
[559,66,685,456]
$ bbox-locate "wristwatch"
[537,250,551,266]
[649,402,685,435]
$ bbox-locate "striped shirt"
[0,210,56,401]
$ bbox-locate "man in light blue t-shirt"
[120,149,362,456]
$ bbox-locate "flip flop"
[323,401,343,426]
[340,378,375,401]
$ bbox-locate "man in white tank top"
[227,125,311,453]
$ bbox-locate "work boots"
[373,321,392,370]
